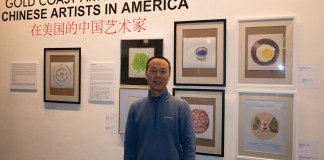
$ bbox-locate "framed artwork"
[120,39,163,85]
[174,19,226,86]
[119,87,149,133]
[173,88,225,157]
[44,48,81,104]
[237,91,295,160]
[238,17,295,85]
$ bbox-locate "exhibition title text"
[2,0,189,22]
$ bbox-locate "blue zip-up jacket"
[124,89,196,160]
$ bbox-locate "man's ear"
[144,73,148,80]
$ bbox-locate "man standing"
[124,56,196,160]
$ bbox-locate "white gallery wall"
[1,0,323,160]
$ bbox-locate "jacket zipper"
[154,97,157,128]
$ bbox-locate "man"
[124,56,196,160]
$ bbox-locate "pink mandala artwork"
[192,109,210,134]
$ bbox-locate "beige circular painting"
[251,112,279,140]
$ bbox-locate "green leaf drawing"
[269,117,279,133]
[132,53,149,73]
[252,116,261,130]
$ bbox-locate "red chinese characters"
[31,17,147,36]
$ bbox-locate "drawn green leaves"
[132,53,149,73]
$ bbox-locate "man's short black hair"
[145,56,171,73]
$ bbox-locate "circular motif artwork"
[251,38,280,66]
[195,47,208,61]
[52,64,72,87]
[192,109,210,134]
[251,112,279,140]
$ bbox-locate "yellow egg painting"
[256,44,275,63]
[250,38,279,66]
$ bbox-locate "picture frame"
[174,19,226,86]
[120,39,163,85]
[173,88,225,157]
[118,87,149,134]
[238,17,295,86]
[44,48,81,104]
[237,91,295,160]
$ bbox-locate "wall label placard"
[10,61,37,91]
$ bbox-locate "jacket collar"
[148,89,170,103]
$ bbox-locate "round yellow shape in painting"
[256,45,275,63]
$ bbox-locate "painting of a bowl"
[195,47,208,61]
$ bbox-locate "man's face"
[145,58,170,96]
